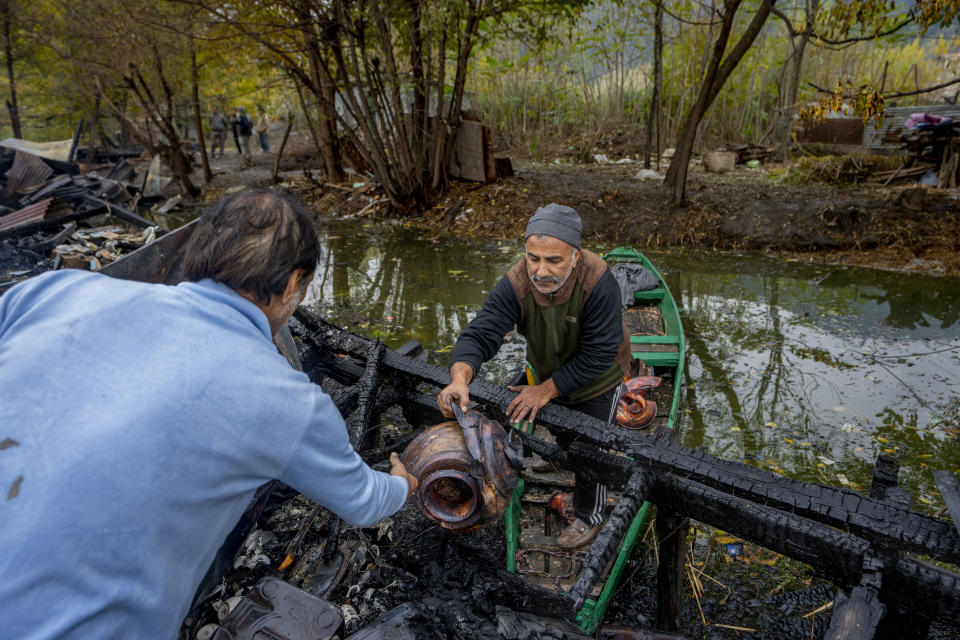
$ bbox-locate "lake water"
[302,219,960,512]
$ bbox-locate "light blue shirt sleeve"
[279,385,409,527]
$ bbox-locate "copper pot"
[401,411,522,532]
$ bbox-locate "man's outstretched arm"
[280,387,413,527]
[439,275,520,417]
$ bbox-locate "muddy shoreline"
[193,133,960,278]
[401,162,960,279]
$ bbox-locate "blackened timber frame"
[293,312,960,564]
[291,311,960,628]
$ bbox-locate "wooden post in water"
[656,509,688,631]
[869,454,931,639]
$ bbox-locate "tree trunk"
[87,95,100,163]
[272,113,294,183]
[429,26,448,189]
[294,79,322,153]
[190,43,212,183]
[437,3,481,186]
[773,51,803,162]
[664,0,740,204]
[644,0,663,170]
[664,0,775,204]
[773,2,816,162]
[297,1,344,182]
[318,83,343,181]
[162,144,200,197]
[406,0,427,175]
[1,0,21,139]
[112,68,201,197]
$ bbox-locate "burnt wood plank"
[627,437,960,564]
[345,342,384,450]
[824,585,885,640]
[655,510,688,632]
[567,469,653,611]
[292,311,627,449]
[557,441,960,626]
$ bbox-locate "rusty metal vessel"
[402,411,522,532]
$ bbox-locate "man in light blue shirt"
[0,189,416,639]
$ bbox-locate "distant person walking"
[256,107,270,152]
[229,108,242,155]
[238,107,254,166]
[208,106,228,159]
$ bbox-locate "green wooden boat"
[504,246,686,633]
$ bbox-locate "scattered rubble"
[0,139,186,294]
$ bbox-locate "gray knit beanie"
[524,203,581,249]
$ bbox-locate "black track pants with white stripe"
[555,383,623,527]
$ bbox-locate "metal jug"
[401,410,523,532]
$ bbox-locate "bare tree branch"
[808,75,960,99]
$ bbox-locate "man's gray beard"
[529,253,576,294]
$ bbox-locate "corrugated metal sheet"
[863,104,960,151]
[795,118,865,145]
[4,151,54,195]
[18,175,73,206]
[0,197,53,231]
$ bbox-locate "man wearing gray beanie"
[438,203,630,549]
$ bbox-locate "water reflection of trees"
[816,270,960,331]
[308,226,515,349]
[678,270,847,480]
[672,260,960,492]
[665,254,960,333]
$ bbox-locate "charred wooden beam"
[826,554,884,640]
[84,195,156,229]
[872,458,929,638]
[595,446,852,571]
[292,312,626,450]
[559,441,960,626]
[27,222,77,253]
[311,340,960,567]
[824,555,884,640]
[568,469,654,612]
[345,342,384,449]
[886,556,960,624]
[661,477,960,625]
[626,438,960,564]
[870,454,911,509]
[655,510,688,632]
[564,435,959,569]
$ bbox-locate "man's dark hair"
[181,189,320,304]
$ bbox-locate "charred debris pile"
[0,139,186,294]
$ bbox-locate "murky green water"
[303,219,960,511]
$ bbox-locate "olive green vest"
[507,249,631,404]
